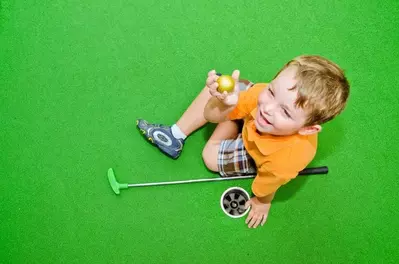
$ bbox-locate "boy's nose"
[262,103,275,116]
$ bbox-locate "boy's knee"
[202,142,219,172]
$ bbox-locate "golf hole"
[220,187,250,218]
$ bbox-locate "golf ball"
[217,75,235,93]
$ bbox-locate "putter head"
[107,168,128,195]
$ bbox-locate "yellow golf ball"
[217,75,235,93]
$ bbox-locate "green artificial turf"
[1,0,398,263]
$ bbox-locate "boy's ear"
[298,125,322,135]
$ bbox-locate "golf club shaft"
[128,175,255,187]
[127,166,328,188]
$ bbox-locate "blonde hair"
[276,55,350,126]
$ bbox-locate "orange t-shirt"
[228,83,317,202]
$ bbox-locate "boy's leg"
[202,120,240,172]
[176,86,211,136]
[137,78,254,159]
[137,85,211,159]
[203,120,256,177]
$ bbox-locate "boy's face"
[255,66,321,136]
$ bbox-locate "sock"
[171,124,187,140]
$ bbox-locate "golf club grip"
[298,166,328,175]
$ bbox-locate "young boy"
[137,55,350,228]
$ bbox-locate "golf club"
[107,166,328,195]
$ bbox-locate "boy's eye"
[269,89,274,96]
[284,109,292,118]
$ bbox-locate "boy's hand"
[206,69,240,106]
[244,197,271,228]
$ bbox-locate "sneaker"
[136,119,184,159]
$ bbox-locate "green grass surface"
[1,0,398,263]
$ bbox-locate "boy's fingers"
[261,214,268,226]
[254,217,263,228]
[209,82,219,90]
[208,69,216,77]
[245,200,251,209]
[206,77,212,86]
[232,70,240,81]
[245,210,254,224]
[217,94,226,101]
[248,215,259,228]
[206,76,216,86]
[232,70,240,93]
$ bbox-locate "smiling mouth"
[259,111,272,126]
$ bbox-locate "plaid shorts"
[217,134,257,177]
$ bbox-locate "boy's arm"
[246,143,316,228]
[255,192,276,203]
[252,167,293,201]
[252,143,315,202]
[205,82,268,123]
[203,97,236,123]
[203,70,241,123]
[244,171,289,228]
